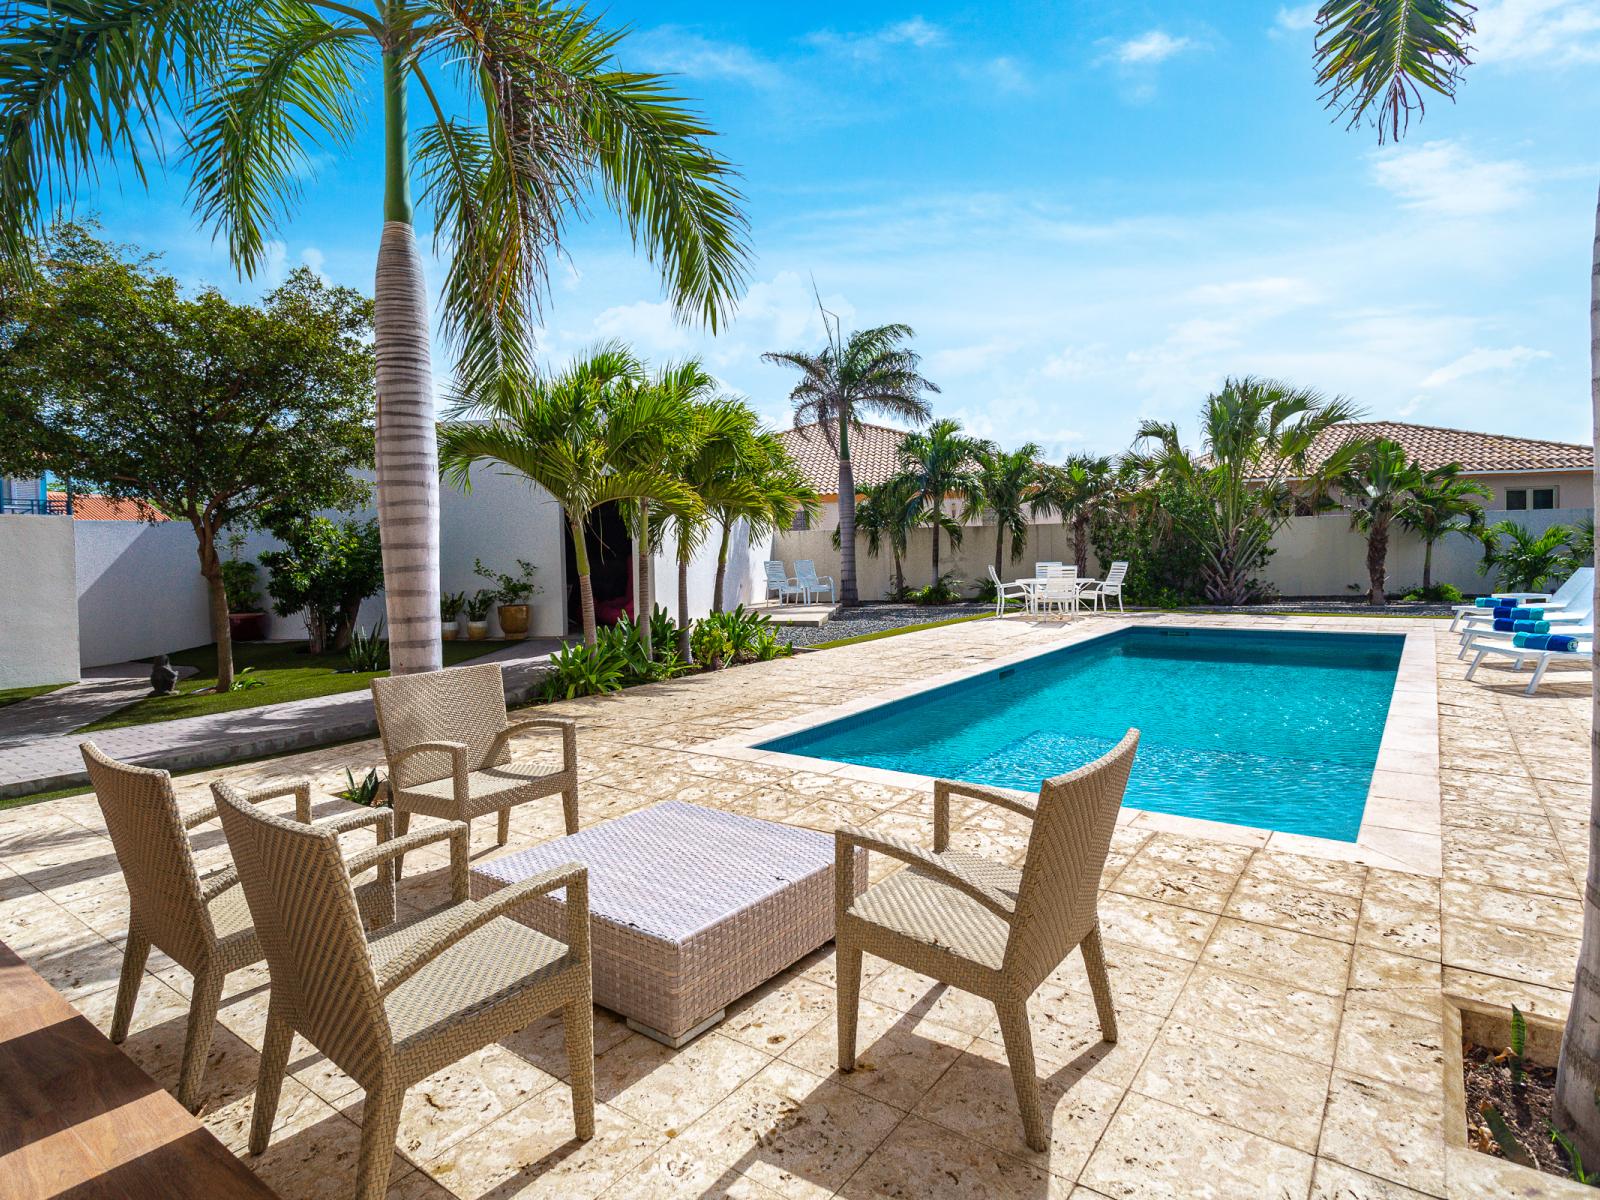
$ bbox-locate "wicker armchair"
[212,781,596,1200]
[834,729,1139,1152]
[370,662,579,866]
[80,742,396,1112]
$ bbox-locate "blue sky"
[73,1,1600,460]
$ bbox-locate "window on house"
[1505,489,1527,510]
[1533,488,1557,510]
[789,510,810,532]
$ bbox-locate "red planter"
[229,612,269,642]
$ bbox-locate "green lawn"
[78,639,520,732]
[0,682,70,710]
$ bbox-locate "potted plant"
[464,589,494,640]
[440,590,466,641]
[473,558,540,639]
[221,537,268,641]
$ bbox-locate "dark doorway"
[563,501,634,634]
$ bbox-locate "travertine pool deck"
[0,612,1591,1198]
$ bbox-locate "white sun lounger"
[1449,567,1593,632]
[1464,633,1593,696]
[1456,586,1595,658]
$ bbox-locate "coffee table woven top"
[471,799,839,944]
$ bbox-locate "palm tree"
[763,304,938,604]
[1312,4,1600,1151]
[1133,377,1360,605]
[974,443,1042,577]
[1396,469,1490,591]
[898,419,984,586]
[837,475,921,599]
[0,3,748,676]
[1033,454,1117,576]
[1339,439,1430,605]
[438,346,697,646]
[1479,521,1580,594]
[708,432,819,613]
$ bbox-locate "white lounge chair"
[764,561,805,604]
[794,560,836,604]
[1464,633,1592,695]
[1449,567,1593,633]
[1037,565,1079,615]
[1080,561,1128,613]
[988,565,1031,617]
[1456,586,1595,658]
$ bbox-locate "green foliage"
[1033,453,1120,573]
[473,558,540,606]
[907,573,965,605]
[463,590,495,622]
[1479,522,1579,594]
[1313,0,1476,143]
[841,474,922,597]
[440,591,466,624]
[649,604,679,654]
[220,557,262,613]
[1509,1004,1528,1086]
[225,666,264,692]
[692,605,791,666]
[899,418,984,580]
[1481,1103,1535,1168]
[346,622,388,673]
[540,640,628,700]
[690,618,734,669]
[1091,477,1209,607]
[260,517,384,655]
[1399,583,1464,604]
[1551,1125,1599,1185]
[336,768,389,809]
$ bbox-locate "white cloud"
[971,56,1032,93]
[1475,0,1600,68]
[629,27,785,88]
[1107,30,1196,65]
[1419,345,1552,388]
[1186,276,1315,307]
[300,246,327,279]
[1369,140,1532,216]
[1271,4,1321,36]
[806,17,945,61]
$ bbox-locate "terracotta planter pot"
[467,620,489,640]
[228,612,268,642]
[497,603,530,638]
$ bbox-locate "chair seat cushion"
[847,851,1019,972]
[400,760,563,815]
[373,909,572,1055]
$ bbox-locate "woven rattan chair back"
[1006,729,1139,990]
[371,662,509,789]
[214,781,390,1080]
[82,741,215,968]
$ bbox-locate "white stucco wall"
[654,520,776,619]
[75,519,211,668]
[0,515,80,687]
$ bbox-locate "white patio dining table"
[1017,574,1098,613]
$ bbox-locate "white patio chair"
[764,560,805,604]
[987,565,1031,617]
[1080,561,1128,613]
[1449,567,1593,632]
[1038,565,1079,615]
[1464,632,1593,695]
[794,560,836,604]
[1034,561,1063,580]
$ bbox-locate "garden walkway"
[0,640,560,800]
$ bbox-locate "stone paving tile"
[0,612,1590,1198]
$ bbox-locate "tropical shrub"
[540,639,628,700]
[649,604,679,655]
[346,621,388,672]
[1479,522,1579,593]
[463,590,496,622]
[336,768,388,808]
[473,558,540,605]
[1091,476,1211,608]
[1399,583,1464,604]
[260,516,384,654]
[440,591,466,625]
[220,551,262,613]
[907,573,965,605]
[690,619,734,670]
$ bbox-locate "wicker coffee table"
[470,799,866,1047]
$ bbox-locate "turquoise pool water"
[761,627,1404,841]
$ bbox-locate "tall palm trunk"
[1366,516,1389,605]
[677,543,692,661]
[837,420,859,605]
[372,51,440,676]
[712,519,732,613]
[194,519,234,691]
[1422,539,1435,591]
[931,511,941,583]
[1555,180,1600,1164]
[569,516,597,645]
[636,499,652,654]
[1073,516,1091,575]
[994,528,1005,578]
[892,548,905,597]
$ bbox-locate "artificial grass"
[0,682,69,710]
[806,612,995,650]
[77,638,520,732]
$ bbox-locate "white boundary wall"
[0,515,80,687]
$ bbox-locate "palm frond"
[1314,0,1476,142]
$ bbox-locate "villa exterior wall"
[75,519,209,669]
[0,514,80,687]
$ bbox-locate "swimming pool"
[760,626,1405,842]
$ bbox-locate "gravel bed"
[775,603,987,648]
[1184,600,1456,617]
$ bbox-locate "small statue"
[150,654,178,696]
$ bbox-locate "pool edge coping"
[696,613,1443,878]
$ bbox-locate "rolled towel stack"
[1476,596,1518,608]
[1513,620,1551,635]
[1493,606,1543,622]
[1493,618,1517,631]
[1512,633,1580,652]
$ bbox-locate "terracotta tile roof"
[776,421,912,496]
[47,491,170,521]
[1284,422,1592,478]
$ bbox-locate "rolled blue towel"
[1514,633,1579,652]
[1492,608,1521,621]
[1519,608,1545,622]
[1493,618,1517,632]
[1475,597,1499,607]
[1512,620,1551,635]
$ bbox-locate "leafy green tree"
[0,1,748,679]
[1033,453,1118,576]
[898,418,985,585]
[1396,469,1490,591]
[1479,521,1579,594]
[0,224,372,688]
[836,475,921,600]
[259,517,385,654]
[763,306,938,604]
[974,443,1042,578]
[1133,377,1360,605]
[438,345,696,646]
